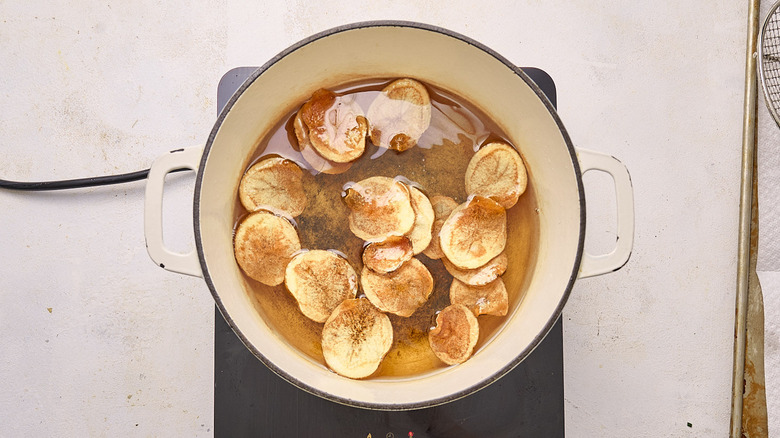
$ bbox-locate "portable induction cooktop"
[214,66,564,438]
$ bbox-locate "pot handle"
[144,146,204,278]
[575,148,634,279]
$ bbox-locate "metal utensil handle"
[144,146,204,277]
[576,148,635,279]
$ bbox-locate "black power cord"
[0,167,189,191]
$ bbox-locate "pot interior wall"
[196,24,582,408]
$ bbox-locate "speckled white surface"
[0,1,747,436]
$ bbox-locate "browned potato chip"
[293,111,354,175]
[366,78,432,152]
[298,89,367,163]
[449,277,509,317]
[442,252,508,286]
[361,258,434,317]
[422,195,459,260]
[362,236,414,274]
[285,250,359,323]
[322,298,393,379]
[428,304,480,365]
[439,196,507,269]
[405,186,434,254]
[465,142,528,209]
[344,176,416,242]
[234,211,301,286]
[238,156,307,217]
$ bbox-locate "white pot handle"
[575,148,634,279]
[144,146,204,277]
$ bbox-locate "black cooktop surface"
[214,66,564,438]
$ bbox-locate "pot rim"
[193,20,586,410]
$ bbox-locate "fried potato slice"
[405,186,434,254]
[238,156,307,217]
[293,111,352,175]
[428,304,480,365]
[430,195,460,219]
[366,78,432,152]
[361,258,434,317]
[422,219,447,260]
[465,142,528,209]
[422,195,459,260]
[298,89,367,163]
[234,211,301,286]
[322,298,393,379]
[362,236,414,274]
[442,252,508,286]
[439,196,507,269]
[344,176,416,242]
[285,250,359,323]
[449,277,509,317]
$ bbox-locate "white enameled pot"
[143,21,634,410]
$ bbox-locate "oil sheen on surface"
[233,78,539,378]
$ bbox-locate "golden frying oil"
[234,79,539,378]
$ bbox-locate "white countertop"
[0,1,748,436]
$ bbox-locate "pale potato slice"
[366,78,432,152]
[449,277,509,316]
[238,156,307,217]
[343,176,416,242]
[404,186,434,254]
[361,258,434,317]
[439,196,507,269]
[442,252,508,286]
[293,111,352,175]
[428,304,480,365]
[362,236,414,274]
[284,250,359,323]
[234,211,301,286]
[422,195,459,260]
[298,89,367,163]
[322,298,393,379]
[430,195,460,219]
[422,219,447,260]
[465,142,528,209]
